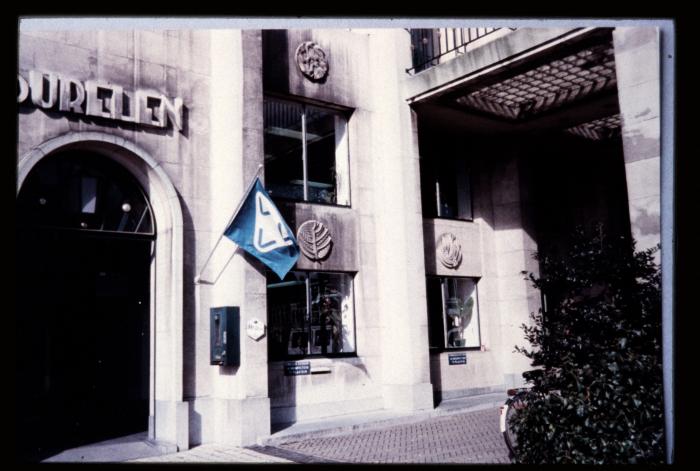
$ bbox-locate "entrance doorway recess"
[16,151,155,461]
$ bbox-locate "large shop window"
[264,97,351,206]
[426,277,481,350]
[267,271,356,360]
[420,157,473,220]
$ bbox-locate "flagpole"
[194,164,264,284]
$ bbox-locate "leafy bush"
[511,226,664,464]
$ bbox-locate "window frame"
[426,275,482,352]
[263,94,353,208]
[267,269,358,361]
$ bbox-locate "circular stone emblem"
[296,220,332,261]
[437,233,462,269]
[295,41,329,81]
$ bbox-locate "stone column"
[614,26,672,463]
[613,27,661,255]
[193,29,270,447]
[367,30,433,412]
[490,150,540,389]
[236,29,272,446]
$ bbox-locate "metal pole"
[663,269,674,464]
[662,134,674,464]
[194,163,264,284]
[660,23,675,463]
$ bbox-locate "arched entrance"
[17,132,188,458]
[16,150,156,461]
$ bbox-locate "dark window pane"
[17,152,154,235]
[436,159,459,218]
[267,271,308,359]
[267,270,355,360]
[420,157,438,218]
[420,156,473,220]
[456,164,473,220]
[305,105,338,204]
[264,99,304,201]
[410,29,439,73]
[426,277,445,349]
[102,178,153,233]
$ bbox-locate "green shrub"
[511,226,664,464]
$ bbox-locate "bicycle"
[499,386,530,459]
[499,369,558,460]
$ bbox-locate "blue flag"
[224,178,300,280]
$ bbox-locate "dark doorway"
[527,133,631,259]
[16,151,154,462]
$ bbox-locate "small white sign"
[246,318,265,341]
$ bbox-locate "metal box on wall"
[210,306,240,366]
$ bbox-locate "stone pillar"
[193,29,270,447]
[613,27,661,255]
[614,26,671,463]
[236,29,272,446]
[367,30,433,412]
[490,150,540,389]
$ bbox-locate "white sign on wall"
[18,69,185,133]
[246,318,265,341]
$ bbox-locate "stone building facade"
[16,24,663,459]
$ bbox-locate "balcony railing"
[407,28,515,74]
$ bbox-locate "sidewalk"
[262,391,506,445]
[132,391,507,463]
[42,432,176,463]
[131,443,293,463]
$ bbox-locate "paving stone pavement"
[131,444,293,463]
[251,407,512,464]
[133,406,511,464]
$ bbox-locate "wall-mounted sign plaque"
[284,361,311,376]
[246,318,265,341]
[448,353,467,365]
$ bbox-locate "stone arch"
[17,131,188,451]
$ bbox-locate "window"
[264,97,350,206]
[420,156,472,220]
[17,151,154,236]
[426,277,481,349]
[267,271,356,360]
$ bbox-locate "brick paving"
[251,407,511,464]
[133,406,511,464]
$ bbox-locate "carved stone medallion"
[437,232,462,269]
[295,41,329,81]
[297,220,333,261]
